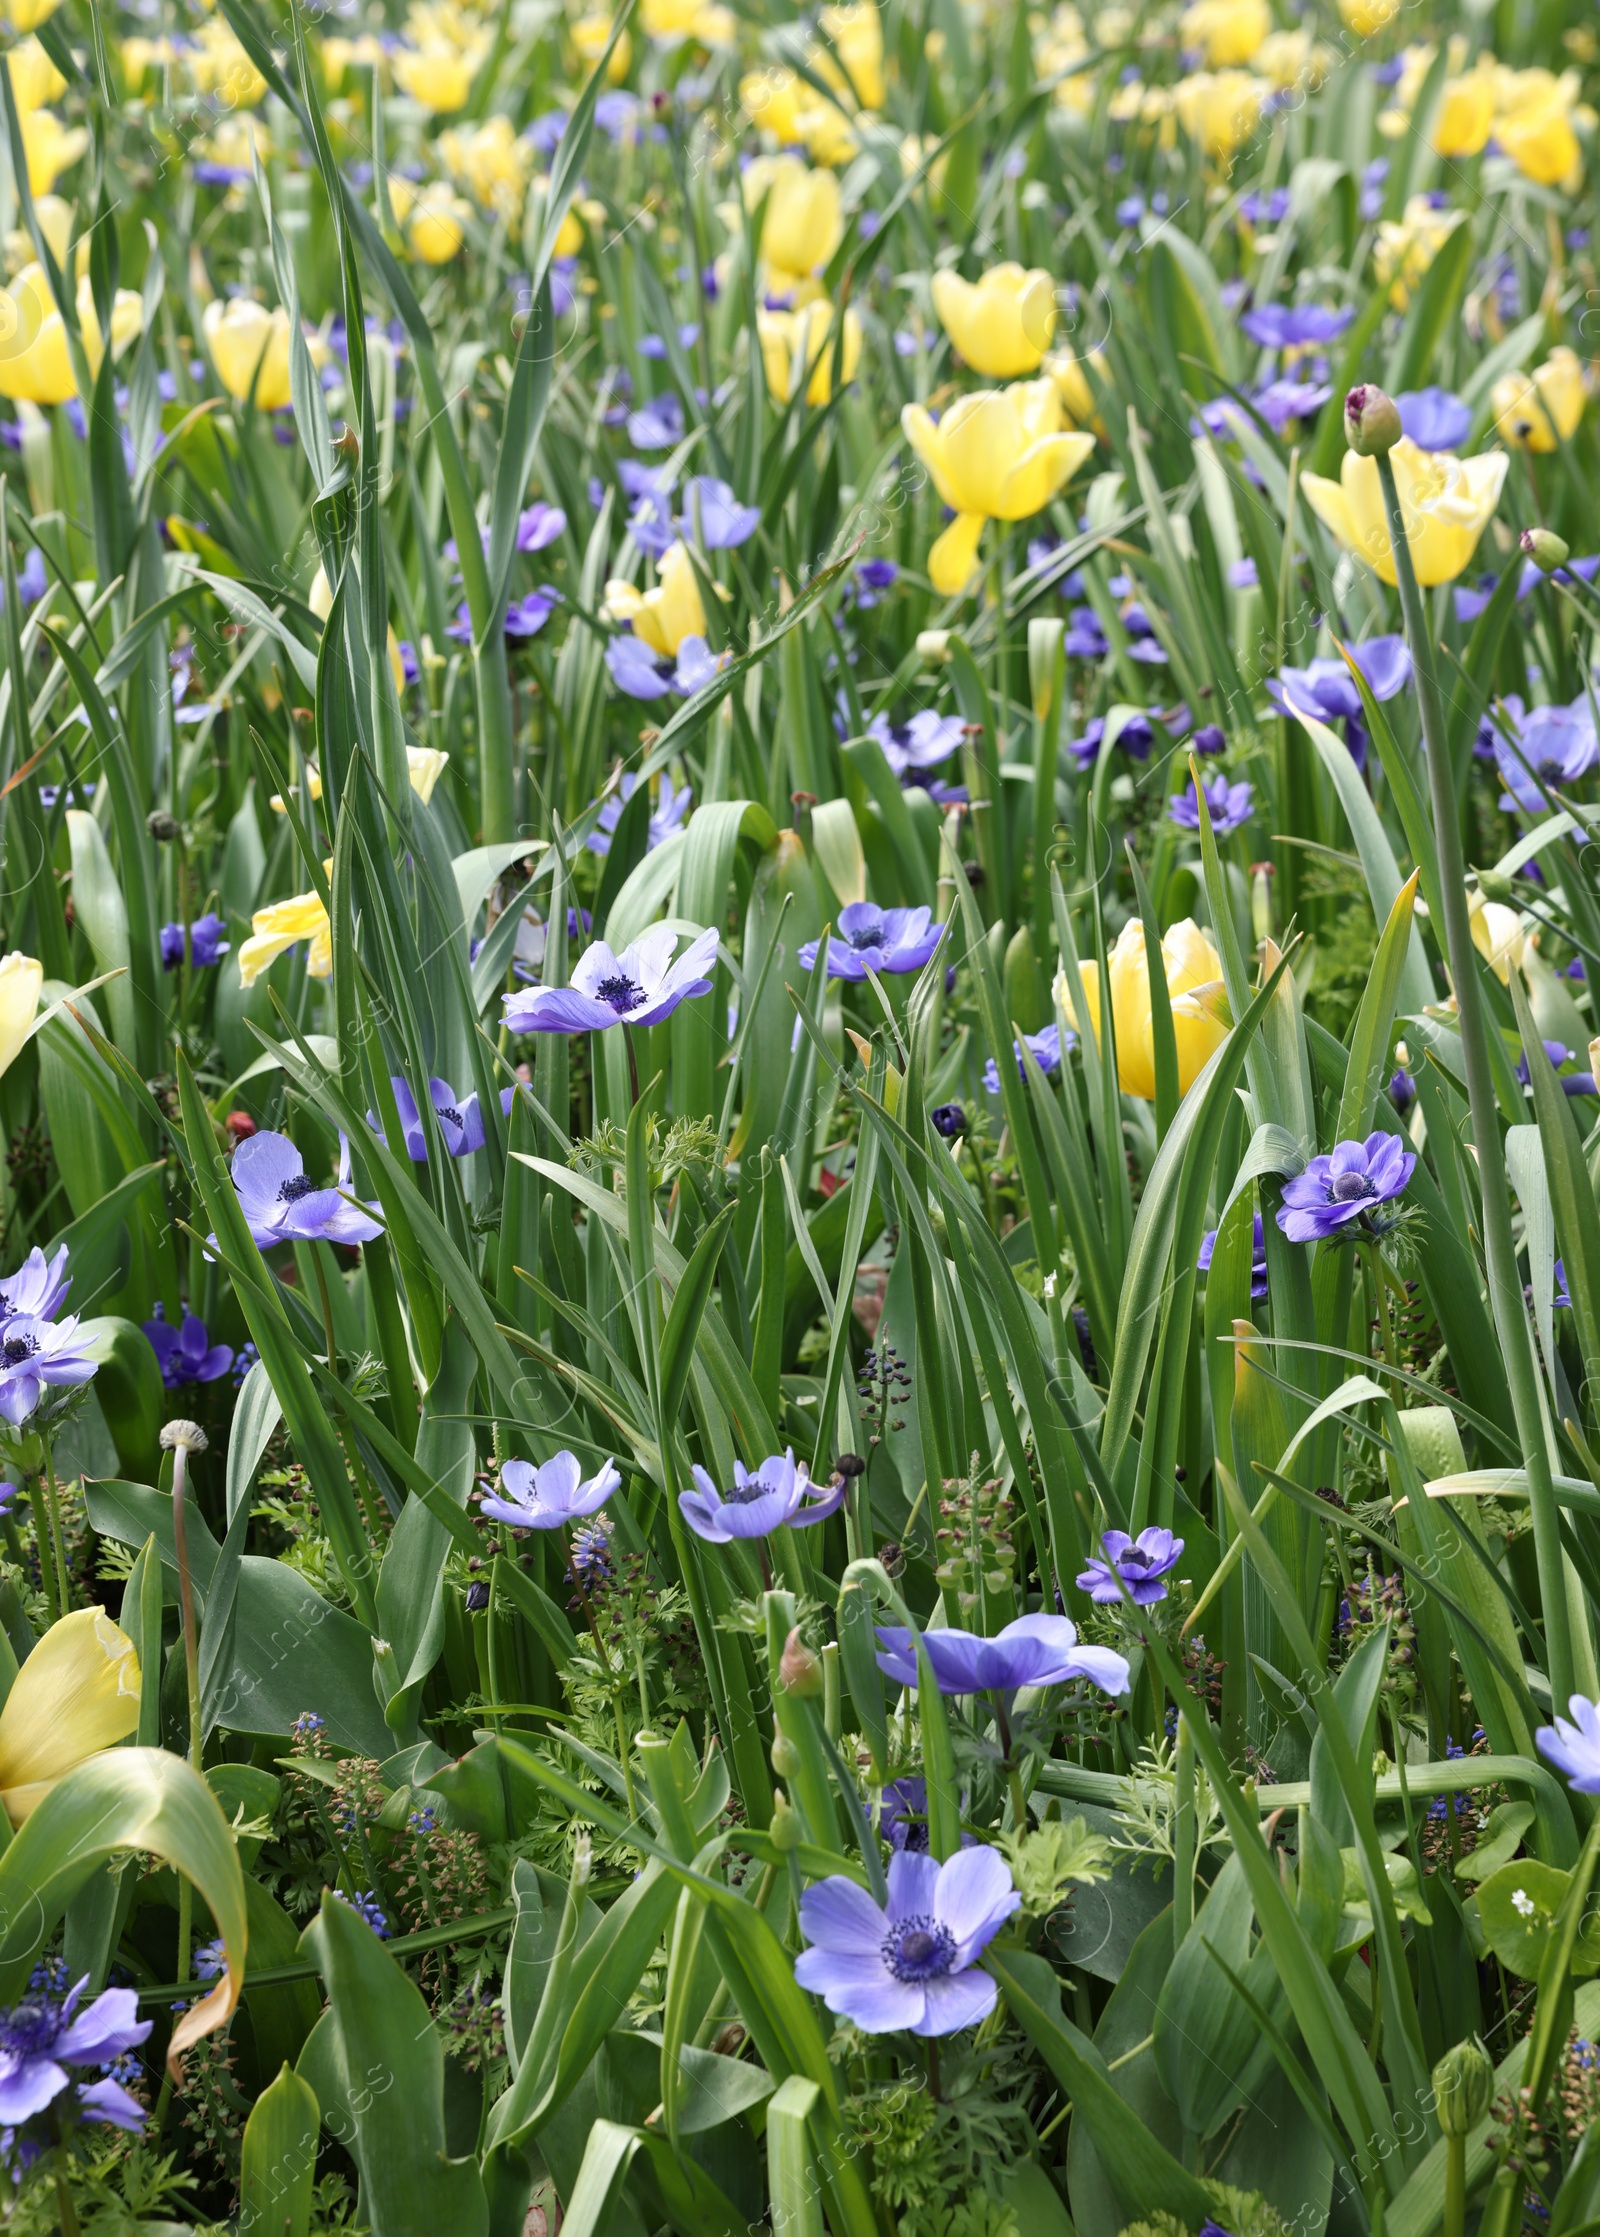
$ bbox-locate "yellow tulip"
[18,108,87,197]
[203,297,292,411]
[1301,438,1509,589]
[388,178,471,263]
[758,300,863,405]
[931,265,1056,379]
[8,39,67,113]
[0,953,42,1080]
[16,193,74,273]
[818,3,885,108]
[0,1608,140,1824]
[901,382,1095,596]
[1173,70,1265,161]
[393,43,476,111]
[1180,0,1271,67]
[640,0,735,39]
[440,116,533,222]
[1064,919,1227,1101]
[1256,29,1329,91]
[603,541,706,657]
[238,882,333,988]
[745,156,844,283]
[320,32,392,90]
[1491,347,1587,452]
[741,67,812,143]
[188,20,267,105]
[273,747,447,813]
[1433,70,1496,156]
[573,12,633,79]
[3,0,62,32]
[1373,196,1465,310]
[0,263,143,407]
[1338,0,1398,33]
[1497,98,1581,187]
[1468,894,1533,982]
[1044,346,1107,429]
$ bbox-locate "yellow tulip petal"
[0,953,43,1079]
[927,512,986,597]
[0,1608,139,1823]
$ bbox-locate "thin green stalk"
[1374,441,1576,1713]
[1173,1712,1195,1951]
[40,1442,70,1624]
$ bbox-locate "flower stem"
[170,1440,203,1773]
[1374,446,1576,1714]
[55,2167,81,2237]
[40,1440,70,1623]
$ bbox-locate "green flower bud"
[769,1790,802,1849]
[1519,526,1570,574]
[1432,2036,1494,2136]
[1344,383,1402,457]
[770,1727,801,1776]
[780,1626,823,1698]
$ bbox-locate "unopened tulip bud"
[916,629,952,664]
[1344,383,1402,457]
[1432,2037,1493,2136]
[770,1727,800,1776]
[780,1626,823,1698]
[1519,526,1570,574]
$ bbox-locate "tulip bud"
[1519,526,1570,574]
[780,1626,823,1698]
[770,1727,800,1775]
[1432,2037,1493,2136]
[1344,383,1402,457]
[1475,868,1516,904]
[916,629,953,665]
[770,1790,802,1849]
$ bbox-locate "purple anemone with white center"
[678,476,760,548]
[794,1847,1020,2037]
[1537,1694,1600,1792]
[982,1022,1073,1095]
[865,709,965,781]
[1266,635,1412,770]
[797,903,944,983]
[371,1077,486,1161]
[587,770,693,855]
[1276,1132,1415,1243]
[677,1449,844,1542]
[0,1244,70,1323]
[606,633,723,702]
[481,1451,621,1532]
[0,1979,151,2134]
[1169,774,1254,835]
[503,924,718,1034]
[1077,1527,1185,1606]
[0,1315,98,1426]
[874,1613,1131,1700]
[227,1131,383,1248]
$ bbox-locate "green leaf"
[239,2062,321,2237]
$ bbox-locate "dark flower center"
[436,1105,462,1129]
[2,1335,36,1368]
[726,1475,777,1505]
[595,972,644,1013]
[1328,1171,1376,1204]
[883,1915,956,1983]
[0,2001,58,2058]
[277,1174,318,1204]
[843,920,885,950]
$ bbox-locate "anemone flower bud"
[780,1626,823,1698]
[1343,383,1402,457]
[770,1728,801,1776]
[770,1790,802,1849]
[1431,2037,1493,2136]
[1519,526,1570,574]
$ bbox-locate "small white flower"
[1512,1888,1537,1918]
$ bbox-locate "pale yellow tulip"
[1433,69,1496,156]
[744,156,844,283]
[0,263,143,407]
[203,297,292,411]
[1180,0,1271,67]
[0,1609,140,1824]
[18,108,86,197]
[0,953,42,1080]
[1301,438,1508,588]
[818,3,884,108]
[1469,894,1533,982]
[901,382,1095,596]
[393,42,476,110]
[239,883,333,987]
[1491,347,1587,453]
[932,265,1056,379]
[603,541,706,657]
[758,300,863,405]
[1065,919,1228,1101]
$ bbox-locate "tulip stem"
[1374,446,1575,1715]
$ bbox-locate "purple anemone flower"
[798,903,945,983]
[189,911,230,967]
[1537,1694,1600,1792]
[1266,635,1412,769]
[227,1131,383,1249]
[0,1245,70,1322]
[0,1979,150,2134]
[1077,1527,1185,1606]
[678,476,759,548]
[0,1315,98,1425]
[1517,1040,1597,1097]
[931,1103,966,1137]
[1169,774,1253,835]
[982,1022,1073,1095]
[627,394,685,449]
[678,1449,844,1542]
[481,1451,620,1531]
[1396,387,1471,451]
[142,1306,233,1388]
[794,1848,1020,2037]
[1276,1132,1415,1243]
[371,1077,486,1161]
[606,633,722,701]
[1239,303,1352,351]
[159,922,185,971]
[516,502,566,552]
[1198,1211,1269,1298]
[1491,697,1598,813]
[587,771,693,855]
[503,924,718,1034]
[1253,379,1331,433]
[874,1613,1130,1699]
[853,558,898,606]
[865,709,965,781]
[1064,605,1109,658]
